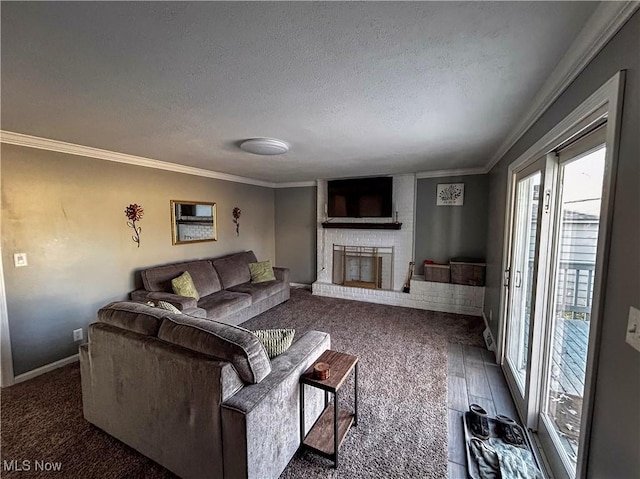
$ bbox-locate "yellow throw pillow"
[171,271,200,300]
[249,260,276,283]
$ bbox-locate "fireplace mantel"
[321,222,402,230]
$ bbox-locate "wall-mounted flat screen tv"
[327,177,393,218]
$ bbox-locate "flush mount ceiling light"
[239,138,289,155]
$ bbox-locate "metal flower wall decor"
[124,203,144,247]
[232,207,241,236]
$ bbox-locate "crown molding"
[272,181,317,189]
[0,130,276,188]
[485,1,640,173]
[415,166,488,179]
[1,130,491,186]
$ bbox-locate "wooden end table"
[299,350,359,468]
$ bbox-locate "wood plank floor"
[524,316,589,397]
[447,343,521,478]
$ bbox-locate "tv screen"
[327,177,393,218]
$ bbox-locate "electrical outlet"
[73,328,83,342]
[489,309,493,322]
[626,306,640,352]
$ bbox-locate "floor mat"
[463,409,543,479]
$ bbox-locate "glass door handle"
[545,190,552,212]
[515,271,522,288]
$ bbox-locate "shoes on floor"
[495,414,525,446]
[469,403,490,440]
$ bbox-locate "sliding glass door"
[503,162,544,414]
[537,140,607,478]
[502,120,611,479]
[500,73,623,479]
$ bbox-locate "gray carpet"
[1,289,484,478]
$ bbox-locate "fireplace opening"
[332,245,394,290]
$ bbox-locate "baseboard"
[13,354,79,385]
[290,282,312,290]
[482,311,491,330]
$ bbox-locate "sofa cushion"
[171,271,200,301]
[157,314,271,384]
[197,291,252,321]
[211,251,258,289]
[227,280,286,303]
[97,301,171,336]
[141,260,222,297]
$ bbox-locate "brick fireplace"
[313,174,415,297]
[312,174,484,316]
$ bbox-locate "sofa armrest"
[130,290,199,310]
[273,267,290,285]
[221,330,329,479]
[222,330,329,412]
[81,323,243,479]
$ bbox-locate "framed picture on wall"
[436,183,464,206]
[170,200,218,245]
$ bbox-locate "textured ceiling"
[1,2,598,183]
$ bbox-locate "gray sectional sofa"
[80,301,329,479]
[131,251,290,324]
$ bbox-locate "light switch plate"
[73,328,83,342]
[13,253,28,267]
[626,306,640,352]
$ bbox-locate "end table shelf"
[299,350,359,468]
[303,408,354,456]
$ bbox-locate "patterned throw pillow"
[156,301,181,314]
[144,300,182,314]
[252,329,295,359]
[248,260,276,283]
[171,271,200,300]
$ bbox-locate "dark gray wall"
[484,12,639,478]
[274,187,316,284]
[2,144,276,375]
[414,175,489,275]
